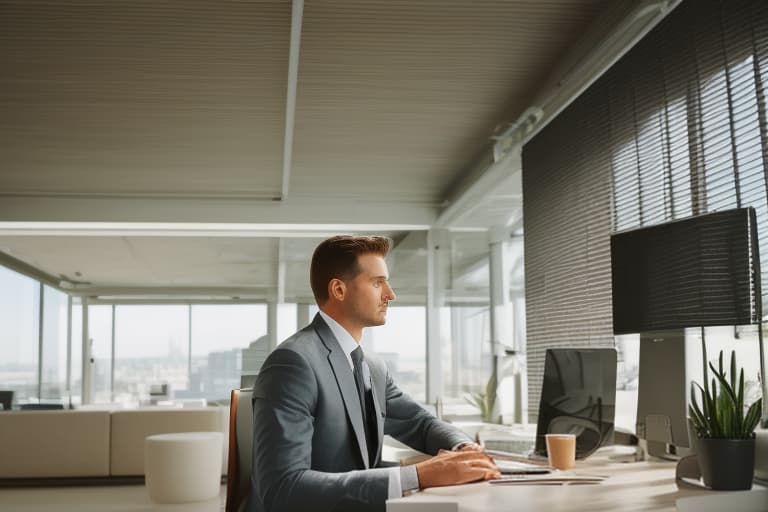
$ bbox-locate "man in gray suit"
[251,235,499,511]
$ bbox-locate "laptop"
[534,348,617,459]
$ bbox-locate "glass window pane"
[277,303,297,344]
[0,266,39,406]
[113,305,189,405]
[189,304,267,401]
[441,306,493,418]
[363,306,426,402]
[70,302,83,406]
[696,326,763,407]
[41,286,68,400]
[615,334,640,433]
[88,305,113,404]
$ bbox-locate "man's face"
[344,253,396,328]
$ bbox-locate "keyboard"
[495,460,551,474]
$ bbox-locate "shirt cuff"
[388,465,420,498]
[400,465,420,493]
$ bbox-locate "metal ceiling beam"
[0,196,436,228]
[0,221,428,238]
[281,0,304,200]
[71,285,272,298]
[435,147,521,229]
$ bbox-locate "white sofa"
[0,407,228,480]
[0,410,111,478]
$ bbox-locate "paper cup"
[545,434,576,470]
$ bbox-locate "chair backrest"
[226,388,254,512]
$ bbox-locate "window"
[0,266,39,405]
[607,1,768,428]
[277,303,297,343]
[88,305,114,404]
[523,0,768,420]
[440,305,492,416]
[189,304,266,400]
[40,286,68,400]
[114,305,189,404]
[363,306,427,402]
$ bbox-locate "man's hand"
[415,449,501,489]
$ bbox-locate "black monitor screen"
[611,208,758,334]
[0,390,13,411]
[535,348,617,459]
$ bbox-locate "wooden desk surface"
[391,447,718,511]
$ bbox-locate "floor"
[0,484,226,512]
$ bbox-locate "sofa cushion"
[110,407,226,476]
[0,410,111,478]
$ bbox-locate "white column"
[489,227,527,424]
[297,303,311,329]
[267,301,278,351]
[425,229,447,404]
[66,296,72,407]
[81,297,92,405]
[110,305,116,403]
[36,283,43,399]
[488,236,506,424]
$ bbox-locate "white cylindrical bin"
[145,431,223,504]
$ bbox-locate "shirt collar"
[318,310,358,370]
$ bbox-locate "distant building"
[240,335,271,387]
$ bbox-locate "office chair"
[226,388,254,512]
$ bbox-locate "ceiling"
[0,0,665,302]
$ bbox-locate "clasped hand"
[415,446,501,488]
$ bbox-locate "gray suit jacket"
[249,314,470,512]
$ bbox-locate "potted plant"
[689,349,763,490]
[464,371,499,424]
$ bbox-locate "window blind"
[522,0,768,414]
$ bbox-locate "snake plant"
[689,349,763,439]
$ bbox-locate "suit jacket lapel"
[312,314,370,469]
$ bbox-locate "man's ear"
[328,278,346,302]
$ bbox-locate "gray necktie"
[351,346,376,465]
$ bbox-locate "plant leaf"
[707,377,720,437]
[743,398,763,436]
[689,385,708,436]
[710,361,739,414]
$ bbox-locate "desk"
[390,447,719,512]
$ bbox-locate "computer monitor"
[611,208,759,334]
[0,390,13,411]
[611,207,761,457]
[534,348,617,459]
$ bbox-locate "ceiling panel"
[0,0,290,198]
[0,236,278,289]
[0,0,620,299]
[290,0,607,203]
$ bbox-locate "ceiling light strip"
[281,0,304,200]
[0,222,430,237]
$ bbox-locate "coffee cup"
[545,434,576,470]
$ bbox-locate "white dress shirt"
[317,310,420,498]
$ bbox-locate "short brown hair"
[310,235,391,305]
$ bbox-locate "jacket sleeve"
[251,348,391,512]
[381,369,471,455]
